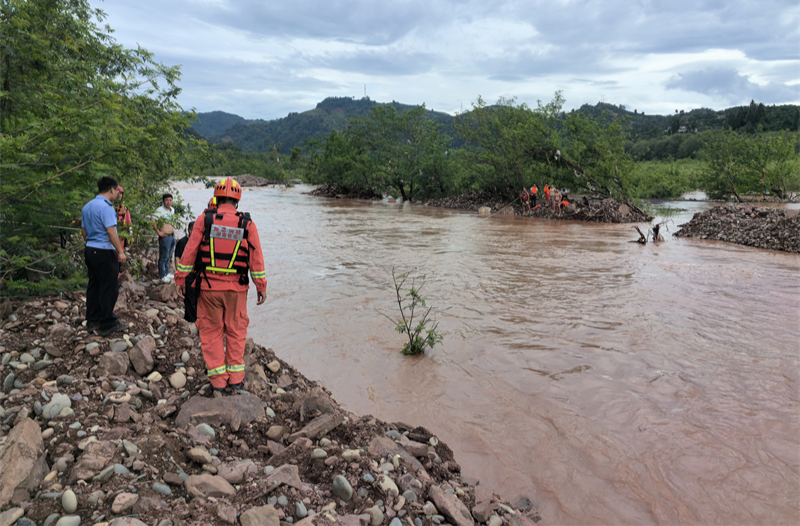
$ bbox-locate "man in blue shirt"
[81,177,128,337]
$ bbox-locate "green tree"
[0,0,209,289]
[699,130,758,201]
[454,93,636,201]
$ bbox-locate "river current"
[178,185,800,525]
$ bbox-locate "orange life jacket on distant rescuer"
[175,189,266,293]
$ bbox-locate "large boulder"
[95,352,130,378]
[0,418,47,508]
[127,336,155,375]
[175,394,264,429]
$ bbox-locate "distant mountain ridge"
[193,97,456,154]
[192,98,799,154]
[190,110,246,137]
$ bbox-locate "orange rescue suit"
[175,203,267,387]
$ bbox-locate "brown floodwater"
[179,185,800,525]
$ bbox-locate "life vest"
[531,186,538,195]
[195,209,252,286]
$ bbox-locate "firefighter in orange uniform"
[175,177,267,392]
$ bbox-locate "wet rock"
[0,418,47,508]
[184,474,236,498]
[127,335,155,375]
[430,486,474,526]
[240,505,280,526]
[175,394,264,428]
[96,351,130,377]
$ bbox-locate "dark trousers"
[184,272,198,323]
[85,247,120,330]
[532,194,537,207]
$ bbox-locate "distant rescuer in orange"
[175,177,267,393]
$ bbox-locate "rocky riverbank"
[674,204,800,253]
[0,276,540,525]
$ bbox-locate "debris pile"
[422,192,505,212]
[675,204,800,253]
[424,193,653,223]
[306,184,382,201]
[235,175,280,187]
[0,279,540,525]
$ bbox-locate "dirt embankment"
[0,264,540,524]
[675,204,800,253]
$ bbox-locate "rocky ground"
[423,193,653,223]
[674,204,800,253]
[305,185,382,201]
[0,272,541,526]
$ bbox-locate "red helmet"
[207,197,217,209]
[214,177,241,200]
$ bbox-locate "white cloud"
[92,0,800,119]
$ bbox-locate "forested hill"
[190,110,247,137]
[194,97,799,156]
[198,97,456,154]
[577,101,799,140]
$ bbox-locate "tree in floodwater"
[345,105,453,201]
[699,129,799,201]
[454,92,635,200]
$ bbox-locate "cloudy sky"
[95,0,799,120]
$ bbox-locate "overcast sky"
[95,0,799,120]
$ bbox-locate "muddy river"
[179,185,800,525]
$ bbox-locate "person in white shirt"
[151,193,176,282]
